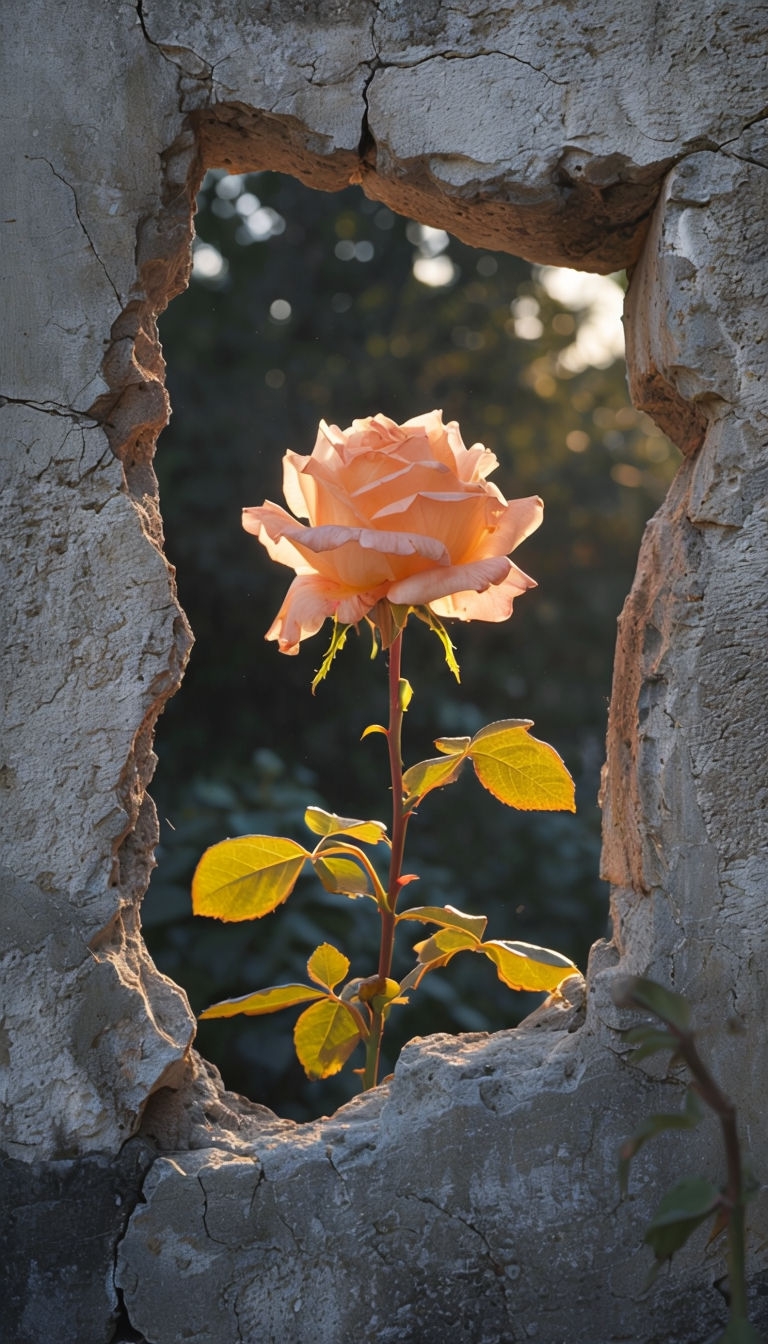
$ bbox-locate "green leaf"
[719,1319,764,1343]
[192,835,308,921]
[480,939,580,993]
[199,983,326,1019]
[612,976,692,1032]
[467,720,576,812]
[398,904,488,940]
[307,943,350,992]
[413,605,461,681]
[402,750,468,810]
[643,1177,720,1264]
[399,677,414,712]
[293,999,364,1079]
[311,619,350,692]
[304,806,388,845]
[619,1091,703,1195]
[622,1025,682,1062]
[312,854,374,898]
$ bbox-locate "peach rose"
[242,411,543,654]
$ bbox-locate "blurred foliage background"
[144,169,678,1119]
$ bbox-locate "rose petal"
[348,459,451,509]
[339,414,404,459]
[387,555,512,606]
[373,491,500,563]
[302,449,446,523]
[266,575,382,654]
[285,524,450,589]
[430,562,537,622]
[282,451,312,520]
[242,503,315,573]
[292,455,372,529]
[473,494,544,559]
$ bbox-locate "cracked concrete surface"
[3,1,768,1340]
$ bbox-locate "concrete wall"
[2,3,767,1339]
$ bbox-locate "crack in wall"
[136,0,246,107]
[196,1171,232,1248]
[0,393,98,426]
[405,1192,507,1281]
[26,156,121,306]
[367,44,567,86]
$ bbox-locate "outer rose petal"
[282,524,450,588]
[242,503,315,573]
[474,494,544,559]
[266,575,381,654]
[430,562,537,622]
[282,451,312,520]
[387,555,513,607]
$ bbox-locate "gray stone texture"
[2,1,767,1340]
[0,1140,153,1344]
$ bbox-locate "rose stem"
[363,628,409,1090]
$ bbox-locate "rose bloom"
[242,411,543,654]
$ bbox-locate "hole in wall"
[143,168,679,1122]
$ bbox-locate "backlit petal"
[266,575,381,654]
[473,494,544,558]
[286,525,450,588]
[430,562,537,621]
[387,555,512,606]
[242,503,314,573]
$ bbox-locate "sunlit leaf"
[312,854,374,898]
[192,835,308,921]
[199,983,325,1019]
[413,606,461,681]
[293,999,364,1079]
[480,939,579,992]
[643,1177,720,1263]
[356,975,402,1008]
[399,964,430,992]
[307,942,350,992]
[311,836,387,900]
[361,723,388,740]
[398,904,488,939]
[413,926,481,963]
[468,720,576,812]
[399,677,413,711]
[613,976,692,1032]
[402,750,468,810]
[311,619,350,692]
[434,735,472,756]
[304,806,388,845]
[402,924,481,991]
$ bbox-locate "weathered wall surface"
[2,2,767,1341]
